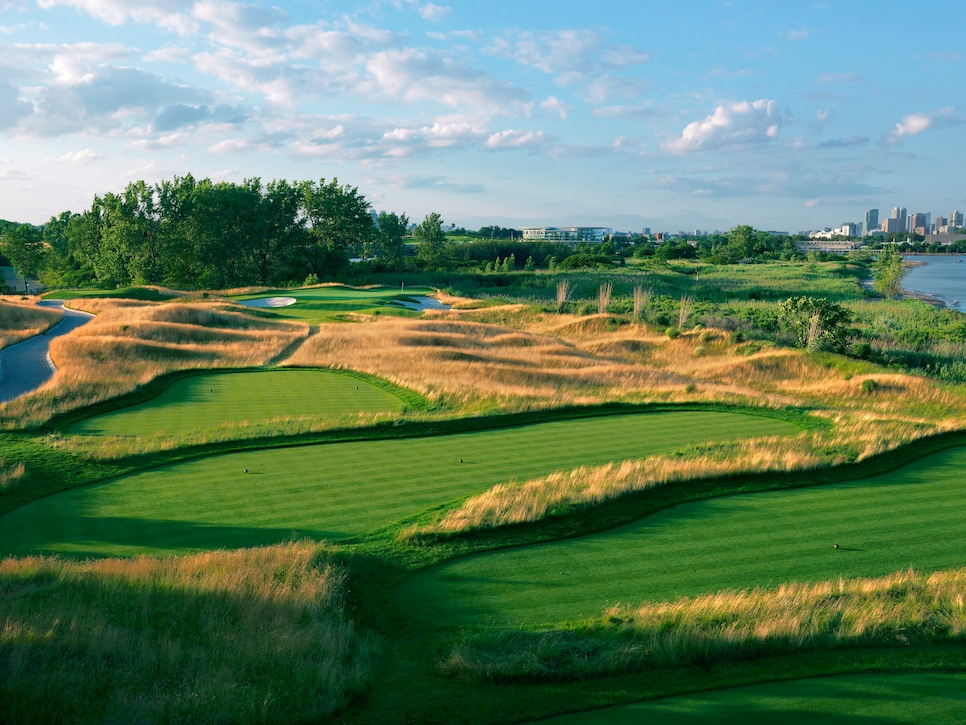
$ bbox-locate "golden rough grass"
[0,541,374,723]
[0,299,62,349]
[286,313,765,411]
[0,299,309,428]
[0,459,26,492]
[440,568,966,680]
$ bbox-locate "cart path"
[0,300,94,404]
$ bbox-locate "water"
[900,255,966,312]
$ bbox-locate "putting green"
[232,285,436,322]
[395,446,966,626]
[0,411,795,558]
[70,369,409,438]
[537,672,966,724]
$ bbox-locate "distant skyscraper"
[951,211,964,228]
[909,212,927,234]
[891,207,908,232]
[865,209,879,235]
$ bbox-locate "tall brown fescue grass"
[287,305,965,439]
[285,314,758,412]
[0,299,309,429]
[678,295,695,329]
[0,459,26,492]
[0,541,375,724]
[440,567,966,681]
[556,280,572,312]
[633,285,651,318]
[0,299,62,349]
[597,282,612,314]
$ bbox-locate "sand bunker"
[239,296,297,308]
[387,296,451,312]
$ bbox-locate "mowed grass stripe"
[395,446,966,626]
[70,370,406,437]
[537,672,966,724]
[0,412,795,558]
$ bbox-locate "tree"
[375,211,409,270]
[778,296,852,353]
[414,212,447,269]
[0,223,44,293]
[299,179,374,278]
[872,245,904,300]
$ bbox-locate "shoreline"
[898,255,961,310]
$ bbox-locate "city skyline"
[0,1,964,233]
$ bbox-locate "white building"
[520,226,609,244]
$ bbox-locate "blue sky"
[1,0,963,233]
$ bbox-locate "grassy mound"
[0,299,62,349]
[69,369,411,439]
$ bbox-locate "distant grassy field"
[69,369,409,438]
[0,411,796,557]
[231,285,438,323]
[396,445,966,626]
[538,672,966,724]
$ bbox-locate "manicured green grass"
[395,446,966,626]
[0,411,796,558]
[69,369,408,438]
[232,285,437,322]
[538,672,966,724]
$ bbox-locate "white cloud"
[142,45,192,65]
[55,148,98,164]
[884,107,964,145]
[37,0,197,34]
[492,29,649,104]
[417,3,450,22]
[383,120,485,148]
[365,48,530,115]
[541,96,569,119]
[664,99,783,153]
[486,129,545,150]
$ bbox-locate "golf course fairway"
[70,369,410,438]
[0,411,795,557]
[395,445,966,626]
[536,672,966,724]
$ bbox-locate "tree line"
[0,175,419,290]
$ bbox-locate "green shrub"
[665,326,680,339]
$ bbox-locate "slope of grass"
[69,369,411,438]
[536,672,966,724]
[0,411,798,557]
[395,445,966,627]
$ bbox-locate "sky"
[0,0,964,233]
